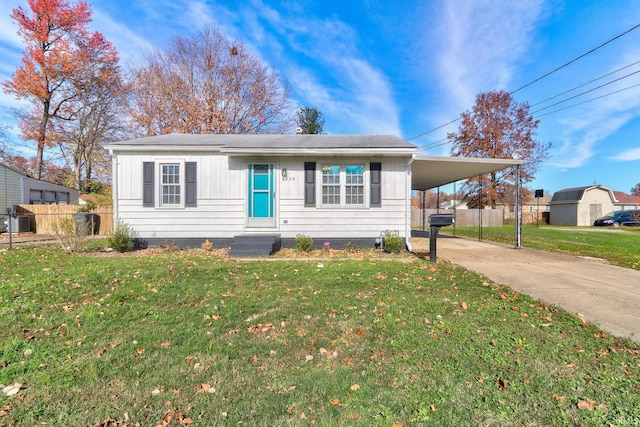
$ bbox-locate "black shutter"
[185,162,197,207]
[143,162,155,207]
[304,162,316,207]
[370,162,381,207]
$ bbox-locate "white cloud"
[433,0,545,114]
[610,147,640,161]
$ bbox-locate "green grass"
[1,243,639,426]
[442,224,640,270]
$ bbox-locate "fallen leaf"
[430,403,437,411]
[2,383,21,396]
[350,384,360,391]
[195,384,215,394]
[460,301,468,310]
[497,378,506,391]
[160,341,171,348]
[331,398,341,405]
[578,399,595,410]
[553,394,566,402]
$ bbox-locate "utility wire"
[531,68,640,114]
[509,23,640,95]
[530,59,640,107]
[534,82,640,119]
[406,23,640,143]
[420,80,640,152]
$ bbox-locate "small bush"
[106,221,135,252]
[201,239,214,251]
[53,217,87,253]
[343,241,359,253]
[383,234,404,254]
[295,234,313,252]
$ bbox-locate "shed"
[549,185,615,226]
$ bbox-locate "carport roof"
[411,155,523,190]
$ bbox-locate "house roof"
[106,133,417,155]
[550,185,615,204]
[107,134,523,191]
[613,191,640,204]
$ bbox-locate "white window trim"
[319,163,367,208]
[158,159,185,208]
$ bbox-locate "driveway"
[411,234,640,342]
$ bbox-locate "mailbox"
[429,213,454,227]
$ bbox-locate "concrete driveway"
[411,235,640,342]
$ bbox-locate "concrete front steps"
[228,234,281,258]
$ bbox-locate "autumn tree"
[51,32,124,191]
[3,0,92,179]
[630,183,640,196]
[447,90,551,208]
[296,107,325,134]
[127,28,292,136]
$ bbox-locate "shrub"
[382,234,404,254]
[201,239,214,251]
[343,241,359,253]
[295,234,313,252]
[106,221,135,252]
[53,217,87,253]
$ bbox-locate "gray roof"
[550,185,613,204]
[107,133,416,150]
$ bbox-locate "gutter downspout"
[110,150,119,231]
[405,157,414,252]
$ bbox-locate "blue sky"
[1,0,640,194]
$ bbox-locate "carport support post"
[515,165,521,249]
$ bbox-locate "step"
[228,234,281,258]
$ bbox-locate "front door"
[247,163,276,228]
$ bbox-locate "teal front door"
[247,164,275,227]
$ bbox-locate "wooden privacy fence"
[16,205,114,235]
[412,208,504,228]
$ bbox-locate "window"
[321,164,365,206]
[161,164,181,205]
[345,165,364,204]
[322,165,340,204]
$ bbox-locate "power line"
[531,68,640,114]
[419,79,640,152]
[530,59,640,107]
[406,22,640,143]
[533,82,640,119]
[510,23,640,95]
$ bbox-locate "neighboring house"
[107,133,521,252]
[439,200,469,210]
[549,185,616,226]
[500,194,552,224]
[1,163,80,232]
[613,191,640,210]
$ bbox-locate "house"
[613,191,640,210]
[107,134,521,253]
[439,200,469,210]
[549,185,615,226]
[1,163,79,232]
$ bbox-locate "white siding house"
[107,134,415,249]
[549,185,616,226]
[1,163,80,232]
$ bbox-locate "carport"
[408,155,524,251]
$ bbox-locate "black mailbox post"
[428,213,454,263]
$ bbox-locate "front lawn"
[441,225,640,270]
[1,244,638,426]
